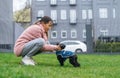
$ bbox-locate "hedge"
[94,41,120,52]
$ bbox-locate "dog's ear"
[59,43,66,49]
[56,42,60,45]
[56,42,66,49]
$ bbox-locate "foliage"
[13,8,31,22]
[94,41,120,52]
[0,53,120,78]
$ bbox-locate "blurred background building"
[0,0,13,52]
[31,0,120,44]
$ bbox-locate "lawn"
[0,52,120,78]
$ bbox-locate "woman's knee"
[35,38,45,47]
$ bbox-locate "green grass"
[0,53,120,78]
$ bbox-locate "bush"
[94,41,120,52]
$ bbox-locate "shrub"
[94,41,120,52]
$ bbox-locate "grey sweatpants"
[21,38,45,57]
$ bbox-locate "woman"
[14,16,61,65]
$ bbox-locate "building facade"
[0,0,13,52]
[31,0,120,43]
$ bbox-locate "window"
[69,0,76,5]
[82,10,87,19]
[70,10,76,24]
[51,31,57,38]
[82,0,91,1]
[37,10,44,20]
[99,8,108,18]
[71,29,77,38]
[100,29,108,36]
[0,44,11,49]
[61,30,67,38]
[88,9,93,19]
[61,10,67,20]
[37,0,45,1]
[51,10,57,24]
[50,0,57,5]
[83,29,86,38]
[61,0,66,1]
[82,9,92,20]
[113,8,116,18]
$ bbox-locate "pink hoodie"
[14,24,58,57]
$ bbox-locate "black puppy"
[56,43,80,67]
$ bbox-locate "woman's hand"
[56,45,62,51]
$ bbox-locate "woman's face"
[42,21,53,32]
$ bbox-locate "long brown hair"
[34,16,53,24]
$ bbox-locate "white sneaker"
[22,56,35,66]
[30,57,36,64]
